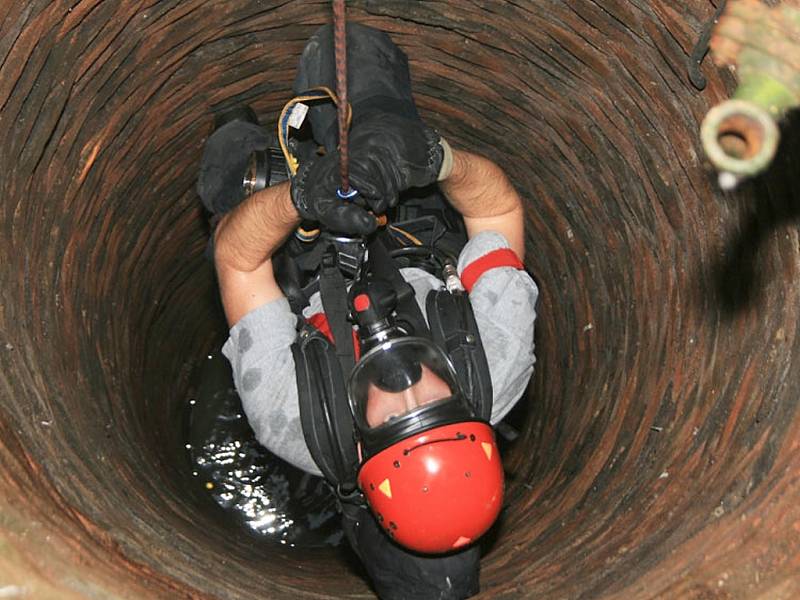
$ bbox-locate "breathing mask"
[347,276,503,554]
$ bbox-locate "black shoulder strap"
[368,235,431,339]
[319,245,356,374]
[387,185,468,260]
[293,327,359,492]
[272,251,309,314]
[426,289,493,421]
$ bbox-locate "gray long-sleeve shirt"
[222,231,538,476]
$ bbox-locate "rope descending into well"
[333,0,351,196]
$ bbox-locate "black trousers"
[293,22,421,153]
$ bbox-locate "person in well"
[198,22,538,600]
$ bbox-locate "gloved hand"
[290,151,378,236]
[290,113,451,235]
[348,113,448,215]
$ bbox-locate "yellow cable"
[276,86,354,242]
[295,226,321,241]
[278,86,352,176]
[389,224,423,246]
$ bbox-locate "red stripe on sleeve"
[460,248,524,293]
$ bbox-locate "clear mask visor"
[348,337,462,430]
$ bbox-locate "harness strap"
[272,251,309,314]
[319,245,357,373]
[426,289,493,422]
[293,330,360,493]
[307,313,361,360]
[368,235,431,338]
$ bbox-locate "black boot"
[293,23,420,153]
[196,106,271,216]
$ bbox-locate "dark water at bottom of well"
[184,350,343,548]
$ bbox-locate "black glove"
[290,151,378,236]
[290,113,445,235]
[347,113,445,215]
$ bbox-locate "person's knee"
[294,22,398,91]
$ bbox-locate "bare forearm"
[213,181,300,326]
[439,148,525,259]
[213,181,300,272]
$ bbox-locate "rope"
[333,0,351,194]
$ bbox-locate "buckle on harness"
[321,234,367,278]
[336,483,364,504]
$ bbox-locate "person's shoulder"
[222,297,298,364]
[457,231,514,268]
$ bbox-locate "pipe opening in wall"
[717,114,765,160]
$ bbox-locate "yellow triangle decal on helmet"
[481,442,493,461]
[378,478,392,499]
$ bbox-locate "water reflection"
[185,351,342,548]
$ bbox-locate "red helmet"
[358,421,503,553]
[348,336,504,554]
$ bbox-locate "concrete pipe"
[1,1,799,598]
